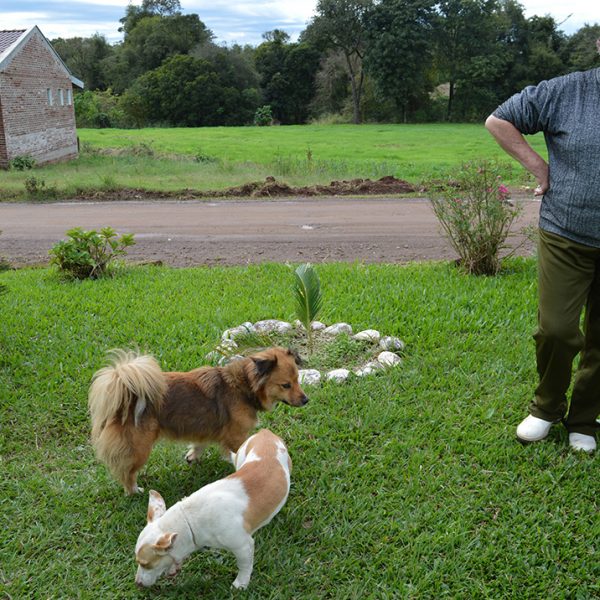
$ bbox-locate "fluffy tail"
[89,350,166,439]
[89,350,167,493]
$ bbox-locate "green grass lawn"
[1,260,598,598]
[0,124,547,200]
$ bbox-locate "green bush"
[253,105,273,126]
[49,227,135,280]
[429,161,522,275]
[9,155,36,171]
[24,176,58,200]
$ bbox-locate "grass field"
[0,124,547,200]
[2,260,598,599]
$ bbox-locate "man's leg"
[529,230,595,422]
[566,255,600,436]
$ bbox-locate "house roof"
[0,26,84,88]
[0,30,26,54]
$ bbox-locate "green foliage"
[429,160,523,275]
[293,263,323,354]
[9,155,36,171]
[122,54,260,126]
[49,227,135,280]
[24,176,58,200]
[253,104,273,126]
[255,36,321,124]
[74,90,129,128]
[52,34,114,91]
[365,0,436,122]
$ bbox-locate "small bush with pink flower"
[428,161,522,276]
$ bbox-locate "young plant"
[293,263,322,355]
[49,227,135,280]
[429,161,522,275]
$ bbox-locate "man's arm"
[485,114,549,195]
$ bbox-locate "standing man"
[485,55,600,453]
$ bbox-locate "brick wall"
[0,30,78,168]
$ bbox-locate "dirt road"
[0,196,540,267]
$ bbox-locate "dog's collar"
[177,504,200,549]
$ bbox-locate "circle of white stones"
[208,320,405,386]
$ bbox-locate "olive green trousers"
[530,229,600,436]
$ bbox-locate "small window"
[67,89,72,105]
[47,88,53,106]
[59,89,64,106]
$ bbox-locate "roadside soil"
[0,191,540,268]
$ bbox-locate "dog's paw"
[232,578,249,590]
[126,485,144,496]
[185,446,200,464]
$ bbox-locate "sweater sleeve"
[492,80,553,135]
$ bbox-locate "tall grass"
[1,260,598,598]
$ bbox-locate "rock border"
[209,319,405,385]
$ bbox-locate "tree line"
[53,0,600,127]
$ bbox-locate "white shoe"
[516,415,554,443]
[569,433,596,453]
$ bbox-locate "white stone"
[204,351,222,363]
[293,320,307,332]
[323,323,353,337]
[353,329,381,343]
[222,322,254,341]
[325,368,350,382]
[354,361,384,376]
[379,336,405,352]
[253,319,293,334]
[216,339,238,353]
[299,369,321,386]
[220,354,245,365]
[377,351,402,367]
[310,321,327,331]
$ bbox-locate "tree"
[365,0,436,122]
[432,0,503,120]
[106,13,213,92]
[303,0,374,124]
[255,32,320,124]
[119,0,182,35]
[564,24,600,72]
[121,54,259,126]
[52,34,113,90]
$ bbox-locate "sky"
[0,0,598,47]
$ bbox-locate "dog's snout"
[301,395,309,405]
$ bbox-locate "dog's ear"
[152,532,177,554]
[252,356,277,378]
[287,348,303,367]
[147,490,167,523]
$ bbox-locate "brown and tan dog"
[88,347,308,494]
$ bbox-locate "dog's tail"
[89,350,166,442]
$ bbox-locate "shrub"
[429,161,522,275]
[49,227,135,280]
[24,176,58,200]
[9,155,36,171]
[253,105,273,126]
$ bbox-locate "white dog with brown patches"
[134,429,292,590]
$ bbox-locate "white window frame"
[59,88,64,106]
[47,88,53,106]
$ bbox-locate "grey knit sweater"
[493,68,600,248]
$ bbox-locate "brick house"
[0,26,84,169]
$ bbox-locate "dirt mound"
[66,176,418,202]
[220,175,417,198]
